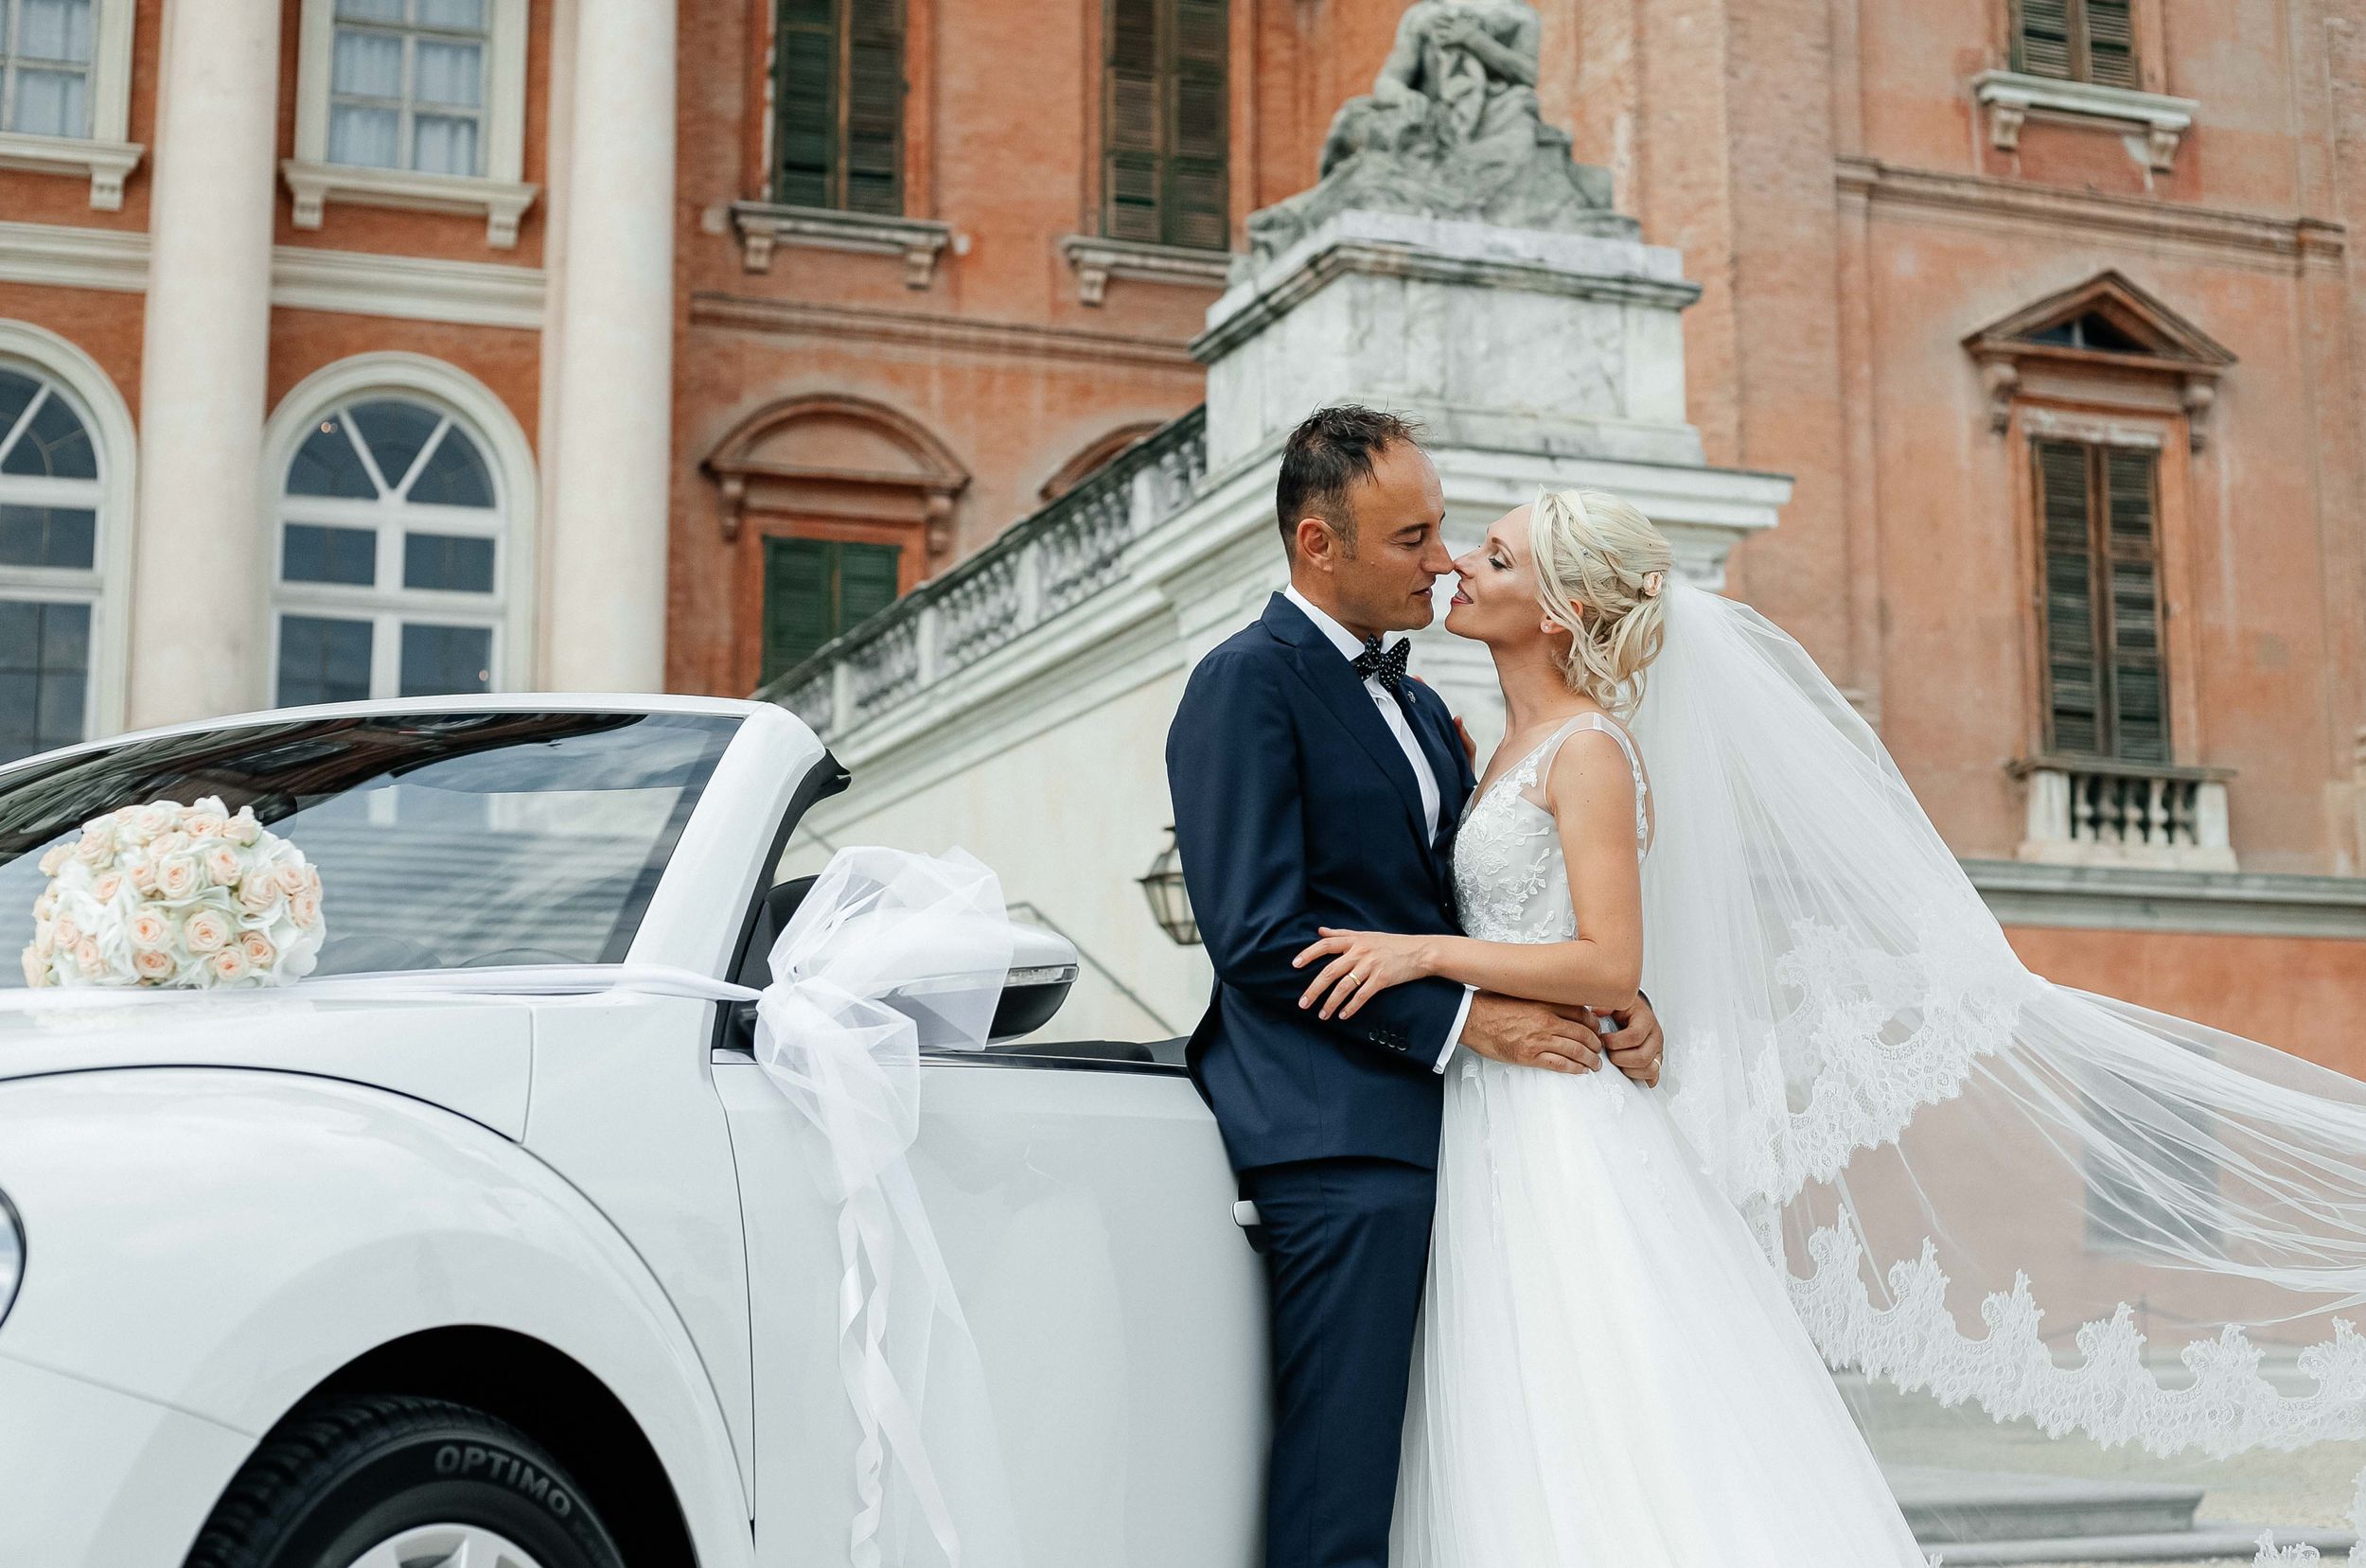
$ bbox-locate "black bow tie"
[1352,636,1411,694]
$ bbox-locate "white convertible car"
[0,697,1265,1568]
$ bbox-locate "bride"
[1292,489,2366,1565]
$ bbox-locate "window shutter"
[1168,0,1229,252]
[2036,439,2104,756]
[2102,448,2166,762]
[2082,0,2138,87]
[837,541,903,629]
[773,0,839,208]
[1104,0,1165,243]
[772,0,903,213]
[763,537,834,683]
[844,1,906,216]
[2017,0,2075,79]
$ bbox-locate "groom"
[1166,405,1664,1568]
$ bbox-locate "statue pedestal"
[1194,210,1709,473]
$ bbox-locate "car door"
[714,1017,1268,1568]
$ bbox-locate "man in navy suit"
[1166,406,1665,1568]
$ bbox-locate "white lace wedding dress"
[1391,714,1930,1568]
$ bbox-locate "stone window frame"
[285,0,539,248]
[1975,0,2196,173]
[259,353,538,701]
[0,321,134,749]
[0,0,141,210]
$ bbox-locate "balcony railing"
[759,407,1208,740]
[2010,755,2237,873]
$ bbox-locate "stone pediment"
[702,394,968,537]
[1964,272,2234,445]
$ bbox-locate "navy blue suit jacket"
[1166,593,1479,1172]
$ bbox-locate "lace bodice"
[1451,714,1651,944]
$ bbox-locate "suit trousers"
[1245,1154,1438,1568]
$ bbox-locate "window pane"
[335,0,406,21]
[0,599,90,765]
[407,421,494,507]
[328,103,402,167]
[0,387,94,480]
[17,0,95,64]
[287,415,380,500]
[8,68,88,139]
[276,615,375,708]
[0,505,96,570]
[415,40,483,107]
[331,27,405,97]
[348,400,442,494]
[417,0,486,28]
[281,523,378,587]
[0,372,38,440]
[398,622,493,696]
[412,114,480,176]
[403,532,495,593]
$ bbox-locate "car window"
[0,711,738,978]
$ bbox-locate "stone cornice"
[685,291,1200,369]
[1836,157,2345,269]
[0,220,544,327]
[1966,858,2366,939]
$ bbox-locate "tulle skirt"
[1392,1053,1930,1567]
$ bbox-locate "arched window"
[271,392,510,706]
[0,361,106,762]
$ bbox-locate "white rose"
[203,845,242,887]
[183,909,232,953]
[289,890,322,928]
[224,810,263,847]
[209,946,253,983]
[153,855,203,901]
[132,947,175,981]
[19,945,44,987]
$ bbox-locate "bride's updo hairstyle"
[1528,488,1674,719]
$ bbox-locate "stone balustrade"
[760,408,1208,740]
[2013,756,2237,873]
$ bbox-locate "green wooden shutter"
[837,541,902,627]
[2103,448,2166,762]
[1104,0,1165,243]
[2037,439,2104,755]
[772,0,904,212]
[844,1,906,216]
[2083,0,2138,88]
[763,537,834,682]
[2016,0,2136,87]
[774,0,839,207]
[1168,0,1228,252]
[2036,440,2168,762]
[761,537,905,683]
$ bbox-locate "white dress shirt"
[1283,585,1475,1071]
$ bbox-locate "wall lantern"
[1138,826,1199,946]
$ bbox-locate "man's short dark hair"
[1276,405,1423,557]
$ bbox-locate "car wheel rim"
[344,1522,548,1568]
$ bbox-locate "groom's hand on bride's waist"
[1600,993,1665,1089]
[1460,993,1604,1075]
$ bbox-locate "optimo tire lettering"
[434,1442,577,1518]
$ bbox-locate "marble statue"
[1245,0,1625,262]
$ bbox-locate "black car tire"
[185,1393,627,1568]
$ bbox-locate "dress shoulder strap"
[1523,713,1653,852]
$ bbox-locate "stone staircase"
[1890,1466,2356,1564]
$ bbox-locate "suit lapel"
[1263,596,1431,841]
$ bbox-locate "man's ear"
[1293,515,1339,569]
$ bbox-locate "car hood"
[0,994,534,1137]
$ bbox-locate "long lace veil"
[1631,576,2366,1553]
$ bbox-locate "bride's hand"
[1292,928,1434,1019]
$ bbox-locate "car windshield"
[0,711,738,980]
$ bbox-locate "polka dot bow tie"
[1352,635,1411,693]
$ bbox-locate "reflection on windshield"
[0,712,738,980]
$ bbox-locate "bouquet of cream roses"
[21,796,327,989]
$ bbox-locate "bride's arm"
[1296,732,1643,1016]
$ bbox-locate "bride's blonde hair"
[1528,488,1673,719]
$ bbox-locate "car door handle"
[1231,1200,1262,1228]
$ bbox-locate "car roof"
[0,694,777,779]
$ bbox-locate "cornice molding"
[1966,859,2366,939]
[685,291,1200,369]
[1835,157,2344,269]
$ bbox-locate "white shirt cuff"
[1436,984,1476,1073]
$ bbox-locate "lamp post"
[1138,826,1199,946]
